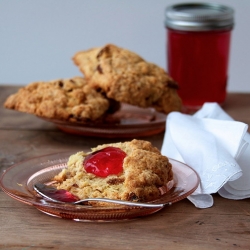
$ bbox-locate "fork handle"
[74,198,171,208]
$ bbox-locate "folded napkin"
[161,103,249,208]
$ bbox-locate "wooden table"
[0,85,250,250]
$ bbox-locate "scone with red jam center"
[53,139,173,206]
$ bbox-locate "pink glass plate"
[39,104,167,138]
[0,151,199,222]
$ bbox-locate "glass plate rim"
[0,150,200,221]
[35,104,167,138]
[39,110,166,128]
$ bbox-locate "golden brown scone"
[73,44,182,114]
[53,139,173,205]
[4,76,119,123]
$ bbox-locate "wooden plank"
[0,192,249,249]
[0,85,250,249]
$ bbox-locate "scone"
[4,76,119,123]
[53,139,173,205]
[73,44,182,114]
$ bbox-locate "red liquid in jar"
[167,28,232,110]
[83,147,126,177]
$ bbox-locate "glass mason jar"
[165,3,234,111]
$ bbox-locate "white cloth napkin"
[161,103,249,208]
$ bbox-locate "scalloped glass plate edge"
[38,104,167,138]
[0,151,199,222]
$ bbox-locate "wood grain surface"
[0,86,250,250]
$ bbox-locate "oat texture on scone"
[73,44,182,114]
[53,139,173,206]
[4,76,118,123]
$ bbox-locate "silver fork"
[34,183,171,208]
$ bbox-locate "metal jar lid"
[165,2,234,31]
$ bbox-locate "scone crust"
[73,44,182,114]
[4,77,113,122]
[53,139,173,204]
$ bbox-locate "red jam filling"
[47,189,79,203]
[83,146,126,177]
